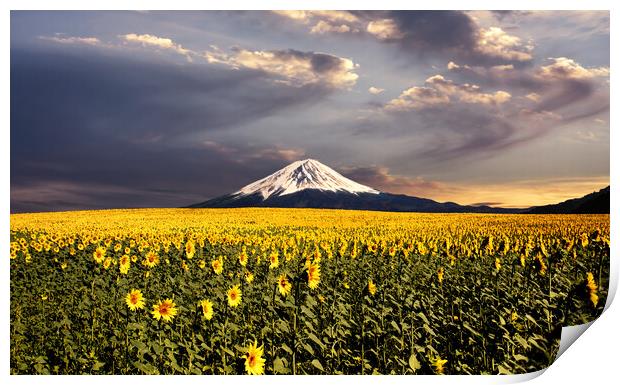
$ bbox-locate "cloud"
[385,74,511,111]
[204,47,359,88]
[447,61,460,70]
[470,201,504,207]
[446,57,609,123]
[13,47,334,141]
[363,11,527,66]
[43,30,362,90]
[120,33,192,58]
[273,10,362,35]
[275,11,534,67]
[272,10,359,24]
[38,35,102,45]
[362,11,532,66]
[200,141,306,163]
[474,27,533,62]
[368,86,385,95]
[10,45,349,212]
[478,10,609,40]
[385,86,450,111]
[355,73,560,161]
[310,20,351,34]
[537,57,609,80]
[366,19,403,40]
[340,165,453,198]
[525,92,541,101]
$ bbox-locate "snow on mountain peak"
[234,158,380,199]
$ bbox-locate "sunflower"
[198,259,206,269]
[437,267,444,284]
[494,258,501,272]
[144,251,159,268]
[269,252,279,269]
[239,252,248,267]
[119,254,130,265]
[580,233,589,248]
[586,272,599,307]
[510,310,518,322]
[367,279,377,296]
[152,299,178,322]
[245,271,254,284]
[534,252,547,276]
[185,241,195,259]
[119,255,131,274]
[199,299,214,320]
[431,356,448,374]
[227,284,242,307]
[586,272,598,291]
[103,257,113,270]
[93,246,106,264]
[244,340,266,375]
[277,274,292,296]
[125,289,145,311]
[212,257,223,275]
[307,262,321,289]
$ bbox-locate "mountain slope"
[233,158,378,199]
[191,189,519,213]
[189,159,520,213]
[527,186,610,214]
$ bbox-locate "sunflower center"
[159,304,171,315]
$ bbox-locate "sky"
[10,10,610,212]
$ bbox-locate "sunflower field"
[9,208,609,375]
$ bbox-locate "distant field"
[10,209,610,374]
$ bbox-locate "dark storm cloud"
[12,46,330,141]
[446,63,609,121]
[470,201,504,207]
[411,106,520,160]
[355,100,547,163]
[349,11,532,66]
[340,165,444,194]
[387,11,477,51]
[10,45,325,212]
[310,52,344,73]
[535,79,594,112]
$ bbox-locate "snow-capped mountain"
[235,159,379,199]
[189,159,519,213]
